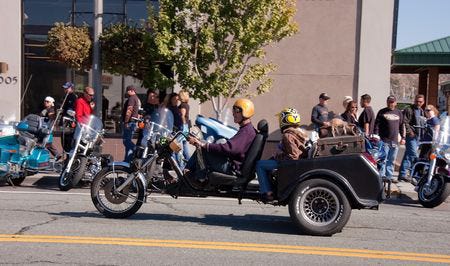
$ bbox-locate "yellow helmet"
[278,107,301,128]
[233,99,255,118]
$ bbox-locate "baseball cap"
[126,85,136,92]
[62,82,74,89]
[387,95,397,102]
[319,93,330,100]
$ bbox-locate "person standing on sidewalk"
[60,82,77,153]
[374,95,405,183]
[419,105,440,158]
[398,94,425,182]
[311,92,331,138]
[75,87,95,125]
[40,96,61,160]
[358,94,375,136]
[122,85,141,162]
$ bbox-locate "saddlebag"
[315,135,365,157]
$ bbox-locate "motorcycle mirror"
[67,109,76,117]
[189,126,203,140]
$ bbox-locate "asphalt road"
[0,174,449,265]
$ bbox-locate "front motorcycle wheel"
[59,155,87,191]
[418,175,450,208]
[91,165,145,218]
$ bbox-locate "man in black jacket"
[398,94,425,181]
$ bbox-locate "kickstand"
[382,178,391,199]
[7,176,15,188]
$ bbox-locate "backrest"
[22,114,42,135]
[240,119,269,181]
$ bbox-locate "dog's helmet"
[278,107,301,128]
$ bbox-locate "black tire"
[91,165,145,218]
[58,155,88,191]
[418,175,450,208]
[288,178,351,236]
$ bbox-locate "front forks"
[425,158,437,187]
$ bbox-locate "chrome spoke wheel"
[94,170,141,214]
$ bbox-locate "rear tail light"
[363,152,377,168]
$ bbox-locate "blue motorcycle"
[0,114,62,186]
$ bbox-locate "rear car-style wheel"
[289,178,351,236]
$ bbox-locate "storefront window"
[22,0,161,135]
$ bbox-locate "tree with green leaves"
[154,0,298,118]
[47,22,92,70]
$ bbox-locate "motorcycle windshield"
[436,116,450,146]
[140,120,173,146]
[80,115,103,142]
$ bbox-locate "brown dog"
[329,118,356,137]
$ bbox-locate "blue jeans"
[122,122,136,162]
[379,142,399,179]
[256,160,279,194]
[399,136,418,177]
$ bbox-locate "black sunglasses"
[425,109,431,112]
[232,106,242,113]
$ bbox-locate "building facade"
[1,0,395,147]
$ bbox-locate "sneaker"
[391,178,399,184]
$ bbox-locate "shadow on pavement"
[49,211,301,235]
[31,175,60,190]
[382,193,423,208]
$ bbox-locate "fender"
[278,168,378,208]
[108,161,148,196]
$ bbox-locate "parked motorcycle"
[59,114,111,191]
[0,114,63,186]
[411,116,450,208]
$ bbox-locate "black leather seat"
[19,114,49,143]
[207,119,269,188]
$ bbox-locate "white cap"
[342,96,353,108]
[45,96,55,105]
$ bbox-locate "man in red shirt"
[75,87,95,125]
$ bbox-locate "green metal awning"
[392,36,450,73]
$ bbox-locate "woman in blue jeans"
[256,108,308,201]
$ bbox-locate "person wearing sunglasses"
[75,86,95,125]
[340,100,359,126]
[399,94,425,182]
[186,99,257,186]
[40,96,61,161]
[419,105,440,158]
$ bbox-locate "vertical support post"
[428,67,439,107]
[418,70,428,103]
[93,0,103,117]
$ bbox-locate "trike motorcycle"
[91,119,383,236]
[0,114,63,186]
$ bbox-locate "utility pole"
[93,0,103,117]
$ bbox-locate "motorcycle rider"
[186,99,257,184]
[256,108,307,201]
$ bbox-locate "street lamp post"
[93,0,103,117]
